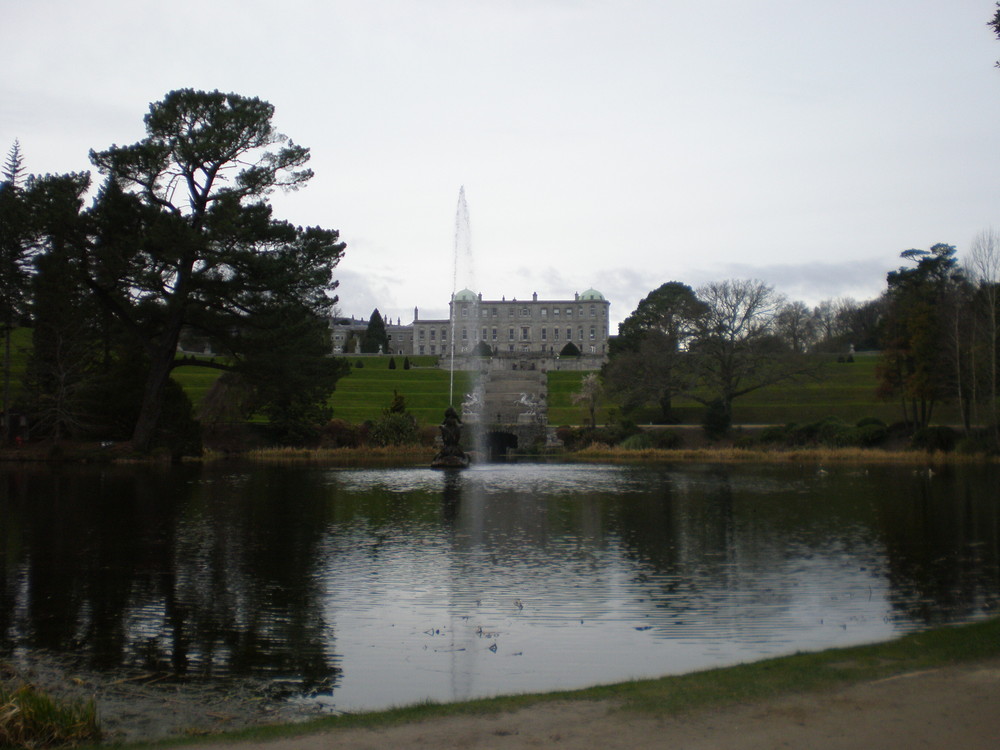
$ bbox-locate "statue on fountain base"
[431,406,470,469]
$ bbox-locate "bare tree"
[689,279,813,429]
[969,229,1000,442]
[775,300,817,353]
[572,373,603,429]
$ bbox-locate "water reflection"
[1,461,998,713]
[0,466,339,697]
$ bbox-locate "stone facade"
[413,289,610,358]
[330,315,412,355]
[332,289,611,367]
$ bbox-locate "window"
[521,327,529,340]
[554,308,560,317]
[491,328,497,340]
[430,329,436,340]
[441,328,447,340]
[590,305,596,317]
[482,327,487,340]
[566,328,572,340]
[481,308,488,317]
[521,307,529,317]
[578,327,583,341]
[492,307,498,317]
[508,308,515,317]
[554,328,560,340]
[566,307,572,316]
[509,328,515,340]
[419,329,425,339]
[541,328,547,340]
[430,344,436,354]
[462,329,467,340]
[590,327,595,340]
[461,306,468,317]
[419,345,425,354]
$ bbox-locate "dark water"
[1,461,998,712]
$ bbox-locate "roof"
[453,288,478,302]
[579,288,606,301]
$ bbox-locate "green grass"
[562,352,963,427]
[6,331,964,429]
[173,355,473,424]
[332,361,477,423]
[171,363,225,409]
[115,617,1000,748]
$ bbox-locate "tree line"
[1,90,348,453]
[603,242,1000,445]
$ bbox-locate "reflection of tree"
[0,465,339,696]
[171,469,336,689]
[877,469,1000,624]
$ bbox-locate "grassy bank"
[548,352,964,426]
[125,616,1000,748]
[4,332,972,437]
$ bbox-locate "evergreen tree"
[77,89,347,450]
[361,308,389,353]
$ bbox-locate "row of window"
[419,326,603,341]
[456,327,598,341]
[417,343,603,355]
[459,305,605,319]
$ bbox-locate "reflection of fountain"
[431,406,470,469]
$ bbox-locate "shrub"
[650,429,683,449]
[388,357,396,370]
[840,422,888,448]
[910,425,958,453]
[955,429,998,456]
[816,417,851,445]
[619,432,654,450]
[320,418,361,448]
[758,424,792,444]
[355,359,364,368]
[369,412,420,446]
[555,425,581,449]
[403,357,411,370]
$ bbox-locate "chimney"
[413,306,419,321]
[532,292,538,301]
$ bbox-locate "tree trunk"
[130,345,176,452]
[2,324,10,443]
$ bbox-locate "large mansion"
[331,289,611,366]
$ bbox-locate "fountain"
[434,187,482,468]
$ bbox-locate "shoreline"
[14,616,993,747]
[2,442,997,466]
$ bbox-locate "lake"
[1,460,997,713]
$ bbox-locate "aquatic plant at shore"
[0,679,100,748]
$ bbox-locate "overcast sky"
[4,0,1000,328]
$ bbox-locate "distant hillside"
[7,332,963,429]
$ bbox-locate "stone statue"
[518,392,538,416]
[431,406,470,469]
